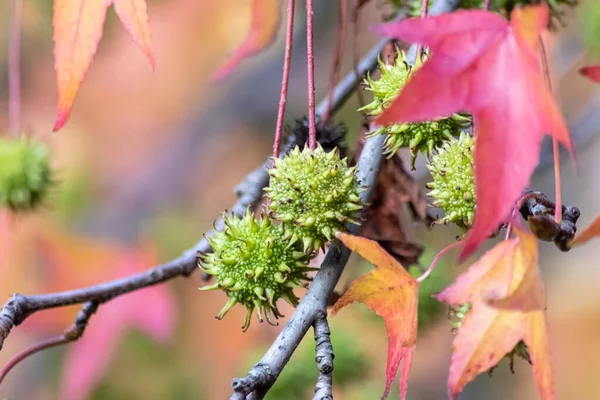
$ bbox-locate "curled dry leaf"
[332,232,418,400]
[373,4,573,260]
[435,227,554,400]
[354,134,432,267]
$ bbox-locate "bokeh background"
[0,0,600,399]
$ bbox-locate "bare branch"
[312,311,334,400]
[0,301,98,383]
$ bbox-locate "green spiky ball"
[0,138,53,212]
[426,132,476,231]
[359,53,470,169]
[266,144,364,252]
[199,210,314,331]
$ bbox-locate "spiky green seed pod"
[199,209,314,331]
[359,53,470,169]
[426,132,476,232]
[265,144,364,252]
[0,138,53,212]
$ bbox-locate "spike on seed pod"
[0,137,54,212]
[358,51,471,169]
[427,132,476,234]
[266,144,363,253]
[198,209,314,331]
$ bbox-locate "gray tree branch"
[312,311,334,400]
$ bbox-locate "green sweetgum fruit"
[0,138,53,212]
[426,132,476,232]
[265,144,364,252]
[199,210,314,331]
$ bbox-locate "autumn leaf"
[572,214,600,245]
[580,66,600,83]
[332,232,418,400]
[34,228,175,400]
[212,0,280,81]
[373,4,573,259]
[435,228,554,399]
[53,0,155,131]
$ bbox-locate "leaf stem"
[412,0,430,63]
[8,0,22,137]
[272,0,296,161]
[306,0,317,149]
[417,240,462,283]
[538,35,562,224]
[323,0,348,123]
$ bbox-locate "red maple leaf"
[435,228,553,399]
[373,5,573,259]
[580,66,600,83]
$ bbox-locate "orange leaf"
[572,214,600,245]
[332,232,418,400]
[53,0,154,131]
[113,0,155,68]
[436,228,554,399]
[212,0,280,81]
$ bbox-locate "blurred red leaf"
[436,228,554,399]
[332,232,418,400]
[373,4,573,259]
[35,228,175,400]
[53,0,154,131]
[580,66,600,83]
[572,214,600,245]
[212,0,280,81]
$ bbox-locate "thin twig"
[416,240,461,283]
[8,0,22,136]
[272,0,296,160]
[323,0,348,123]
[412,0,430,61]
[0,301,98,384]
[312,311,334,400]
[538,36,562,224]
[352,0,366,109]
[306,0,317,149]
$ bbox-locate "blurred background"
[0,0,599,399]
